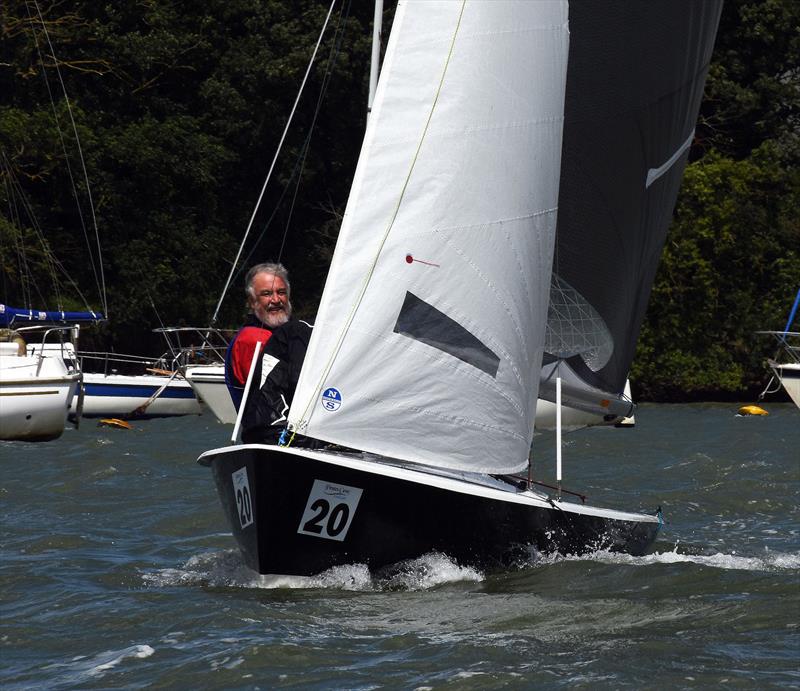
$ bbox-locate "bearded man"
[225,262,292,408]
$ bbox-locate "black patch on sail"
[393,292,500,378]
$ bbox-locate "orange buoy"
[98,418,133,429]
[738,405,768,416]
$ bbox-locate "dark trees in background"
[2,0,375,354]
[1,0,798,398]
[631,0,799,399]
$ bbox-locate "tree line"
[1,0,798,400]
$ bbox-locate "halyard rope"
[209,0,339,327]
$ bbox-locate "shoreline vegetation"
[1,0,798,402]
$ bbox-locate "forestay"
[288,0,569,473]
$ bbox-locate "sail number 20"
[298,480,363,542]
[231,467,254,529]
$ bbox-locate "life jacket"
[240,319,313,444]
[224,317,272,411]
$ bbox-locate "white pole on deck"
[367,0,384,119]
[556,376,562,498]
[231,341,263,445]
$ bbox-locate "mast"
[367,0,384,119]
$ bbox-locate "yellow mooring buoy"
[738,405,768,416]
[98,418,133,429]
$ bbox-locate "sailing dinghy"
[199,0,722,576]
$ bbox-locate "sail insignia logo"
[321,388,342,411]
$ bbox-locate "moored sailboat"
[757,288,800,411]
[769,352,800,410]
[1,10,107,440]
[75,371,201,419]
[156,326,237,423]
[72,344,203,419]
[184,364,236,423]
[199,0,722,577]
[0,307,99,442]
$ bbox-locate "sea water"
[1,403,798,688]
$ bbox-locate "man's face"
[249,272,292,328]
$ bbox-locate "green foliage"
[1,0,797,398]
[633,142,800,399]
[1,0,374,355]
[630,0,800,399]
[699,0,800,159]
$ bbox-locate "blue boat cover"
[0,304,105,327]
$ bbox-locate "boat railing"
[77,350,173,377]
[153,326,234,369]
[15,324,81,375]
[756,330,800,364]
[73,325,234,377]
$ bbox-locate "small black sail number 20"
[232,467,254,529]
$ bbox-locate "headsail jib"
[288,1,571,474]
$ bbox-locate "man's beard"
[257,301,292,328]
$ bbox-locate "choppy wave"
[144,542,798,594]
[553,546,800,572]
[144,550,483,591]
[40,644,154,684]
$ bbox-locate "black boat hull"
[200,445,660,576]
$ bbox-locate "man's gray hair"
[245,262,290,298]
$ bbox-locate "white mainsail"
[287,0,569,473]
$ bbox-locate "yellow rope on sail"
[289,1,468,444]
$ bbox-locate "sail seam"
[444,117,566,136]
[434,207,558,233]
[645,130,695,188]
[370,117,565,148]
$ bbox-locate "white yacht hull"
[0,353,80,442]
[184,364,236,424]
[72,372,202,418]
[534,399,612,431]
[534,379,636,430]
[770,361,800,409]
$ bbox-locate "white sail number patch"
[232,467,254,529]
[297,479,362,541]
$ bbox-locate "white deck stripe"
[199,444,660,524]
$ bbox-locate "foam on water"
[41,644,154,683]
[375,552,484,590]
[142,549,282,589]
[143,550,483,591]
[85,644,155,677]
[143,542,798,595]
[555,546,800,572]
